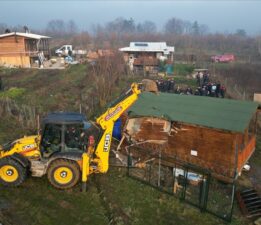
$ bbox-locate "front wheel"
[47,159,80,189]
[0,158,27,187]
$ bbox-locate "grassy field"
[0,65,257,225]
[0,167,247,225]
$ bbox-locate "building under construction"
[0,32,50,68]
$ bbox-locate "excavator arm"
[81,83,141,191]
[94,83,141,173]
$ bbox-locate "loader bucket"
[141,79,158,93]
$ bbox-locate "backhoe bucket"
[141,79,158,93]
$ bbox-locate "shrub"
[0,87,26,99]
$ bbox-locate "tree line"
[0,17,252,37]
[0,17,260,61]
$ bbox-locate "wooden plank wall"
[124,113,257,181]
[166,122,236,178]
[0,36,25,55]
[123,117,238,180]
[237,136,256,172]
[0,56,30,67]
[0,36,30,67]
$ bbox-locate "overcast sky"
[1,0,261,35]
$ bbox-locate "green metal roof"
[128,92,258,133]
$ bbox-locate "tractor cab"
[40,112,99,158]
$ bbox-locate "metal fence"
[126,145,236,222]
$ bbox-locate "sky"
[0,0,261,35]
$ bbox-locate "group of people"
[194,83,226,98]
[174,86,194,95]
[154,71,226,98]
[195,71,226,98]
[155,78,175,93]
[196,71,210,87]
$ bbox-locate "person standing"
[163,79,168,92]
[207,82,212,96]
[167,78,171,92]
[216,82,221,97]
[169,78,175,93]
[203,71,207,85]
[220,85,226,98]
[202,85,207,96]
[159,79,164,92]
[211,83,217,97]
[196,72,201,86]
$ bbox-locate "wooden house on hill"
[0,32,50,68]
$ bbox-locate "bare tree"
[165,17,184,34]
[67,20,78,34]
[235,29,247,37]
[89,53,125,107]
[191,21,199,36]
[0,23,8,34]
[106,17,136,34]
[199,24,209,35]
[136,21,157,34]
[71,32,91,49]
[46,19,66,37]
[257,36,261,57]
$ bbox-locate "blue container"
[112,119,122,140]
[165,64,174,75]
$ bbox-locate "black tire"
[0,158,27,187]
[47,159,80,190]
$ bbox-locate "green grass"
[0,87,26,100]
[174,76,197,88]
[96,168,231,225]
[0,168,245,225]
[173,64,195,76]
[0,177,109,225]
[0,65,255,225]
[0,115,29,144]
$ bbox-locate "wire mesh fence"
[126,145,235,222]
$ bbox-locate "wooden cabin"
[123,92,258,182]
[0,32,50,68]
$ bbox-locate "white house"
[119,42,174,72]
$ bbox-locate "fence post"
[158,149,161,187]
[227,182,236,222]
[37,114,40,135]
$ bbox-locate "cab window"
[65,124,83,151]
[41,124,62,156]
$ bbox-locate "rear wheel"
[0,158,27,186]
[47,159,80,189]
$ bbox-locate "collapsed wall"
[117,92,258,182]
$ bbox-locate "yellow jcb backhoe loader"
[0,82,154,190]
